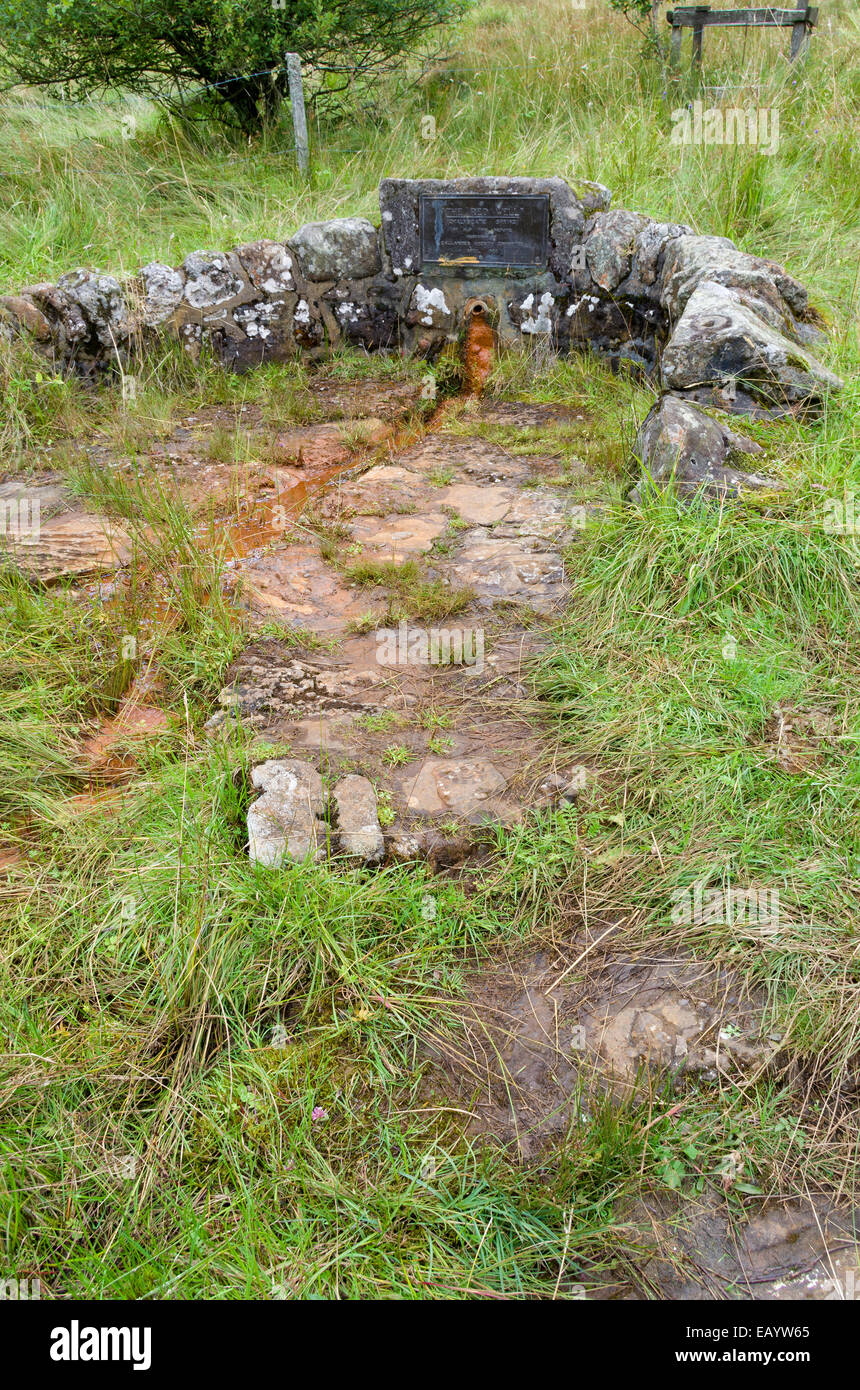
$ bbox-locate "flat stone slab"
[436,482,513,525]
[0,481,132,582]
[207,641,414,733]
[210,633,576,864]
[395,435,537,485]
[233,544,385,632]
[404,756,512,819]
[247,758,325,867]
[447,532,567,608]
[613,1194,860,1302]
[348,511,448,560]
[332,774,384,863]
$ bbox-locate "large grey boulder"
[247,759,325,867]
[661,281,843,406]
[332,775,384,864]
[290,218,380,282]
[628,394,779,503]
[660,234,809,325]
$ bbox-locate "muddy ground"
[2,366,857,1300]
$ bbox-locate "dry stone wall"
[0,176,842,412]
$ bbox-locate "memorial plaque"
[419,193,549,269]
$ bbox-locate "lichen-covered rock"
[565,289,661,375]
[235,240,296,296]
[56,269,131,352]
[326,274,403,349]
[22,282,89,356]
[662,281,843,406]
[628,394,778,503]
[407,282,454,332]
[584,209,649,292]
[332,774,384,864]
[217,297,298,370]
[291,294,329,352]
[137,263,185,326]
[181,250,250,311]
[510,289,557,336]
[1,178,840,415]
[247,759,325,867]
[631,220,694,289]
[290,218,380,282]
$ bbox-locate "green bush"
[0,0,466,133]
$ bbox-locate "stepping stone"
[0,481,132,582]
[332,774,384,864]
[404,756,511,819]
[247,758,325,867]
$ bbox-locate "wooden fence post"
[286,52,309,174]
[692,5,709,65]
[669,11,683,69]
[790,0,810,58]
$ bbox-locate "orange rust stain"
[219,460,357,561]
[79,674,171,784]
[463,313,495,396]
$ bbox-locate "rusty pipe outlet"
[462,297,496,396]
